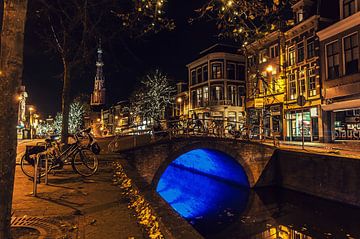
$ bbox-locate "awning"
[322,99,360,111]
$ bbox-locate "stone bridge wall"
[119,137,276,188]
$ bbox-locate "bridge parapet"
[118,137,276,188]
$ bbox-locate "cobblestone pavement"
[12,156,145,239]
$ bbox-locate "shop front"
[285,106,319,141]
[247,104,283,139]
[334,109,360,140]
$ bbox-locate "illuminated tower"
[91,39,106,107]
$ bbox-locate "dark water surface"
[156,149,360,239]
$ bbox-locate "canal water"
[156,149,360,239]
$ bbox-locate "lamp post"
[177,97,182,117]
[29,107,34,139]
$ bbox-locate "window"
[270,44,279,58]
[288,72,297,100]
[196,68,202,83]
[203,86,209,105]
[296,9,304,23]
[326,41,340,79]
[307,67,317,97]
[191,90,197,108]
[288,46,296,66]
[307,40,315,59]
[211,86,223,101]
[203,65,208,81]
[344,33,359,75]
[248,56,255,67]
[298,70,306,95]
[196,88,203,107]
[239,85,245,95]
[259,49,268,63]
[297,42,305,62]
[191,70,197,85]
[227,63,236,80]
[343,0,356,18]
[237,65,245,81]
[211,63,222,79]
[228,85,237,105]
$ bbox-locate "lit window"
[196,88,203,107]
[307,67,317,97]
[270,44,279,58]
[296,9,304,23]
[227,85,237,105]
[288,46,296,66]
[298,70,306,95]
[203,86,209,105]
[211,63,222,79]
[288,72,297,100]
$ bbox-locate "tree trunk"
[0,1,28,238]
[61,63,71,144]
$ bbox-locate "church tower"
[91,39,106,107]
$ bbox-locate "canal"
[156,149,360,239]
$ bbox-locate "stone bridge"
[117,137,276,188]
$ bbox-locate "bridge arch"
[152,141,256,188]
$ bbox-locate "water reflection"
[156,149,360,239]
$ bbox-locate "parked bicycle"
[21,129,99,179]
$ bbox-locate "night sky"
[22,1,230,117]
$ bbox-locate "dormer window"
[343,0,356,18]
[296,9,304,23]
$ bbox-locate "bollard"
[45,154,49,185]
[32,154,39,197]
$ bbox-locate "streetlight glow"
[266,65,273,73]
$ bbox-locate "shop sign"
[335,129,360,140]
[255,98,264,108]
[310,107,318,117]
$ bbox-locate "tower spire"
[91,39,106,107]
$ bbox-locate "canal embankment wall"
[257,149,360,207]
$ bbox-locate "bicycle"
[21,130,99,179]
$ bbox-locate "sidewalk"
[12,156,145,239]
[261,140,360,159]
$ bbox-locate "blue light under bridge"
[156,148,250,235]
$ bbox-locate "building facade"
[246,0,338,141]
[318,0,360,142]
[246,30,286,139]
[184,44,246,126]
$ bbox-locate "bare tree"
[34,0,118,144]
[0,0,28,238]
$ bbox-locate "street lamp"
[29,107,35,139]
[177,97,183,116]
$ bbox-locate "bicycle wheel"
[72,149,98,177]
[20,153,51,179]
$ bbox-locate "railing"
[108,118,281,152]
